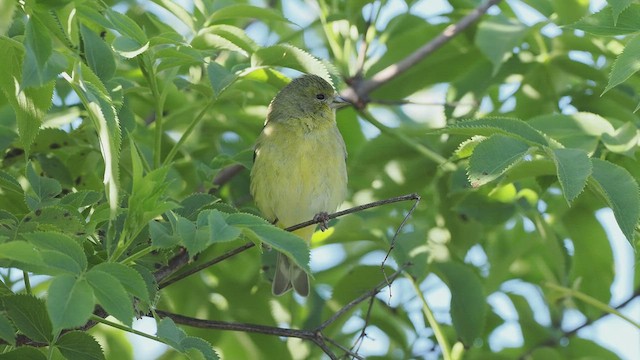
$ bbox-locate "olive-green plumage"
[250,75,348,296]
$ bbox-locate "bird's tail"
[272,226,314,296]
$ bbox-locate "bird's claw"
[313,212,330,231]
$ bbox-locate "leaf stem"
[407,274,452,360]
[163,98,216,166]
[90,315,169,345]
[357,109,455,170]
[545,283,640,330]
[138,56,165,169]
[22,271,31,294]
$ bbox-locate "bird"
[250,74,348,296]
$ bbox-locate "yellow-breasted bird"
[250,74,348,296]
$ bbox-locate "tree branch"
[342,0,502,107]
[156,193,421,287]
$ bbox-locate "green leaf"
[208,210,242,243]
[177,216,209,256]
[206,62,238,98]
[0,0,15,35]
[0,347,46,360]
[567,4,640,35]
[434,261,486,346]
[590,159,640,243]
[25,162,62,210]
[604,35,640,94]
[608,0,635,24]
[59,191,102,208]
[0,37,54,153]
[47,275,94,333]
[553,0,590,24]
[251,44,331,84]
[22,15,67,87]
[80,25,116,81]
[192,25,258,55]
[528,113,614,153]
[0,313,16,346]
[0,241,48,273]
[332,266,396,304]
[150,220,181,248]
[111,36,149,58]
[441,117,549,146]
[3,294,53,343]
[23,232,87,273]
[175,193,219,220]
[564,208,614,318]
[86,269,134,327]
[67,74,121,219]
[475,16,528,74]
[244,225,311,275]
[601,122,639,155]
[156,317,186,349]
[180,337,219,360]
[55,331,105,360]
[467,135,530,187]
[104,8,147,44]
[91,263,150,304]
[547,148,592,204]
[209,4,289,23]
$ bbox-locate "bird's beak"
[330,95,351,109]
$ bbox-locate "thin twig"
[318,268,404,331]
[287,193,421,232]
[341,0,502,105]
[325,336,365,360]
[351,295,377,355]
[157,194,420,288]
[381,195,421,295]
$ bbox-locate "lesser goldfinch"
[250,74,348,296]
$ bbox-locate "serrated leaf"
[434,261,486,346]
[604,35,640,94]
[0,313,16,346]
[24,232,87,273]
[86,269,134,326]
[454,136,485,160]
[251,44,331,84]
[104,8,147,44]
[601,122,639,155]
[112,36,149,58]
[181,336,219,360]
[0,37,54,154]
[175,193,219,220]
[441,117,549,146]
[528,113,614,153]
[468,135,530,187]
[176,216,209,256]
[90,263,150,304]
[66,74,121,220]
[0,347,46,360]
[4,294,53,343]
[206,62,238,98]
[475,16,528,74]
[47,275,94,333]
[567,4,640,35]
[55,331,105,360]
[193,25,258,54]
[590,159,640,243]
[156,317,186,349]
[80,25,116,81]
[59,190,102,208]
[0,241,47,272]
[608,0,634,25]
[25,162,61,210]
[208,210,242,243]
[209,4,290,24]
[19,206,85,235]
[150,220,180,248]
[22,15,67,87]
[564,208,614,318]
[244,225,311,275]
[547,148,592,204]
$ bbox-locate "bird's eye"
[316,94,326,100]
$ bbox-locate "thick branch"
[342,0,502,106]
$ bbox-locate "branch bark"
[341,0,502,107]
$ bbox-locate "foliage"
[0,0,639,359]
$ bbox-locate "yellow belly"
[250,122,347,236]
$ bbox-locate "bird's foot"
[313,212,330,231]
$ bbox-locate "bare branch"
[342,0,502,106]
